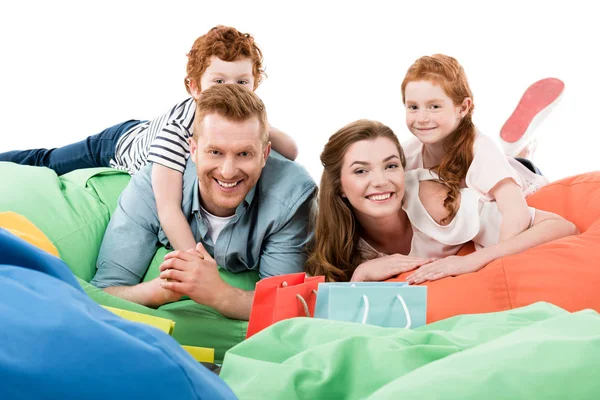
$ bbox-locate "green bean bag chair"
[0,162,259,363]
[220,302,600,399]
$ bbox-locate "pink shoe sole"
[500,78,564,156]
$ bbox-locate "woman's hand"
[405,255,480,284]
[350,254,435,282]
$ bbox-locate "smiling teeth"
[368,193,391,201]
[218,180,239,188]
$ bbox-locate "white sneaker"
[500,78,564,157]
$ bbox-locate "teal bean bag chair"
[0,162,260,363]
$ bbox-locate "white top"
[110,97,196,175]
[358,168,536,261]
[402,132,549,198]
[200,206,236,245]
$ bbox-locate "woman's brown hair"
[401,54,476,224]
[305,120,405,282]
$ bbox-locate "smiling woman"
[305,119,579,283]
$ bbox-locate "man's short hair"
[193,84,269,144]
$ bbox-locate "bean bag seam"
[499,259,513,310]
[51,214,110,244]
[542,179,600,190]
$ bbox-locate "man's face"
[189,113,270,217]
[190,56,256,99]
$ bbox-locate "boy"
[0,25,298,252]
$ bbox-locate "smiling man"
[91,84,316,320]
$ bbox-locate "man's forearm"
[213,286,255,320]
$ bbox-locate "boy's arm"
[152,163,197,251]
[104,278,182,308]
[159,193,315,320]
[268,125,298,161]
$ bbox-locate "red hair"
[185,25,265,94]
[401,54,476,224]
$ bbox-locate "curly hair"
[401,54,476,224]
[185,25,265,94]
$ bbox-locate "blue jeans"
[0,120,142,176]
[515,157,543,175]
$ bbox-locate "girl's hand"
[405,255,480,284]
[351,254,435,282]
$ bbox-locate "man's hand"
[146,277,184,305]
[158,243,228,310]
[405,255,480,284]
[351,254,435,282]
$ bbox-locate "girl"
[305,119,577,283]
[400,54,560,242]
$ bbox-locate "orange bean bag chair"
[388,171,600,323]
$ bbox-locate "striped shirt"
[110,97,196,175]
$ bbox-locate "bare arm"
[268,125,298,161]
[406,209,578,284]
[490,177,531,241]
[104,278,182,309]
[462,209,578,269]
[211,286,254,320]
[152,163,196,251]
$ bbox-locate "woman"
[305,120,578,283]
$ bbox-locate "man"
[91,84,316,320]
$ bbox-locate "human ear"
[261,142,271,167]
[189,137,198,161]
[188,78,202,100]
[460,97,473,117]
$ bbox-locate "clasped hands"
[152,242,227,308]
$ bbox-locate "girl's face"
[404,80,468,145]
[340,137,405,221]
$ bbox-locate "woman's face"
[340,137,405,220]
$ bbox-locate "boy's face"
[189,112,270,217]
[190,56,255,100]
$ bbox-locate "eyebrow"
[349,154,399,167]
[205,143,258,153]
[207,72,252,79]
[406,98,444,104]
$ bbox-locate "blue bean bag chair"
[0,228,236,400]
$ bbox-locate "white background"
[1,0,598,183]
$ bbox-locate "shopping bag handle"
[360,294,412,328]
[295,290,318,317]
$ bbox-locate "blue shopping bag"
[314,282,427,328]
